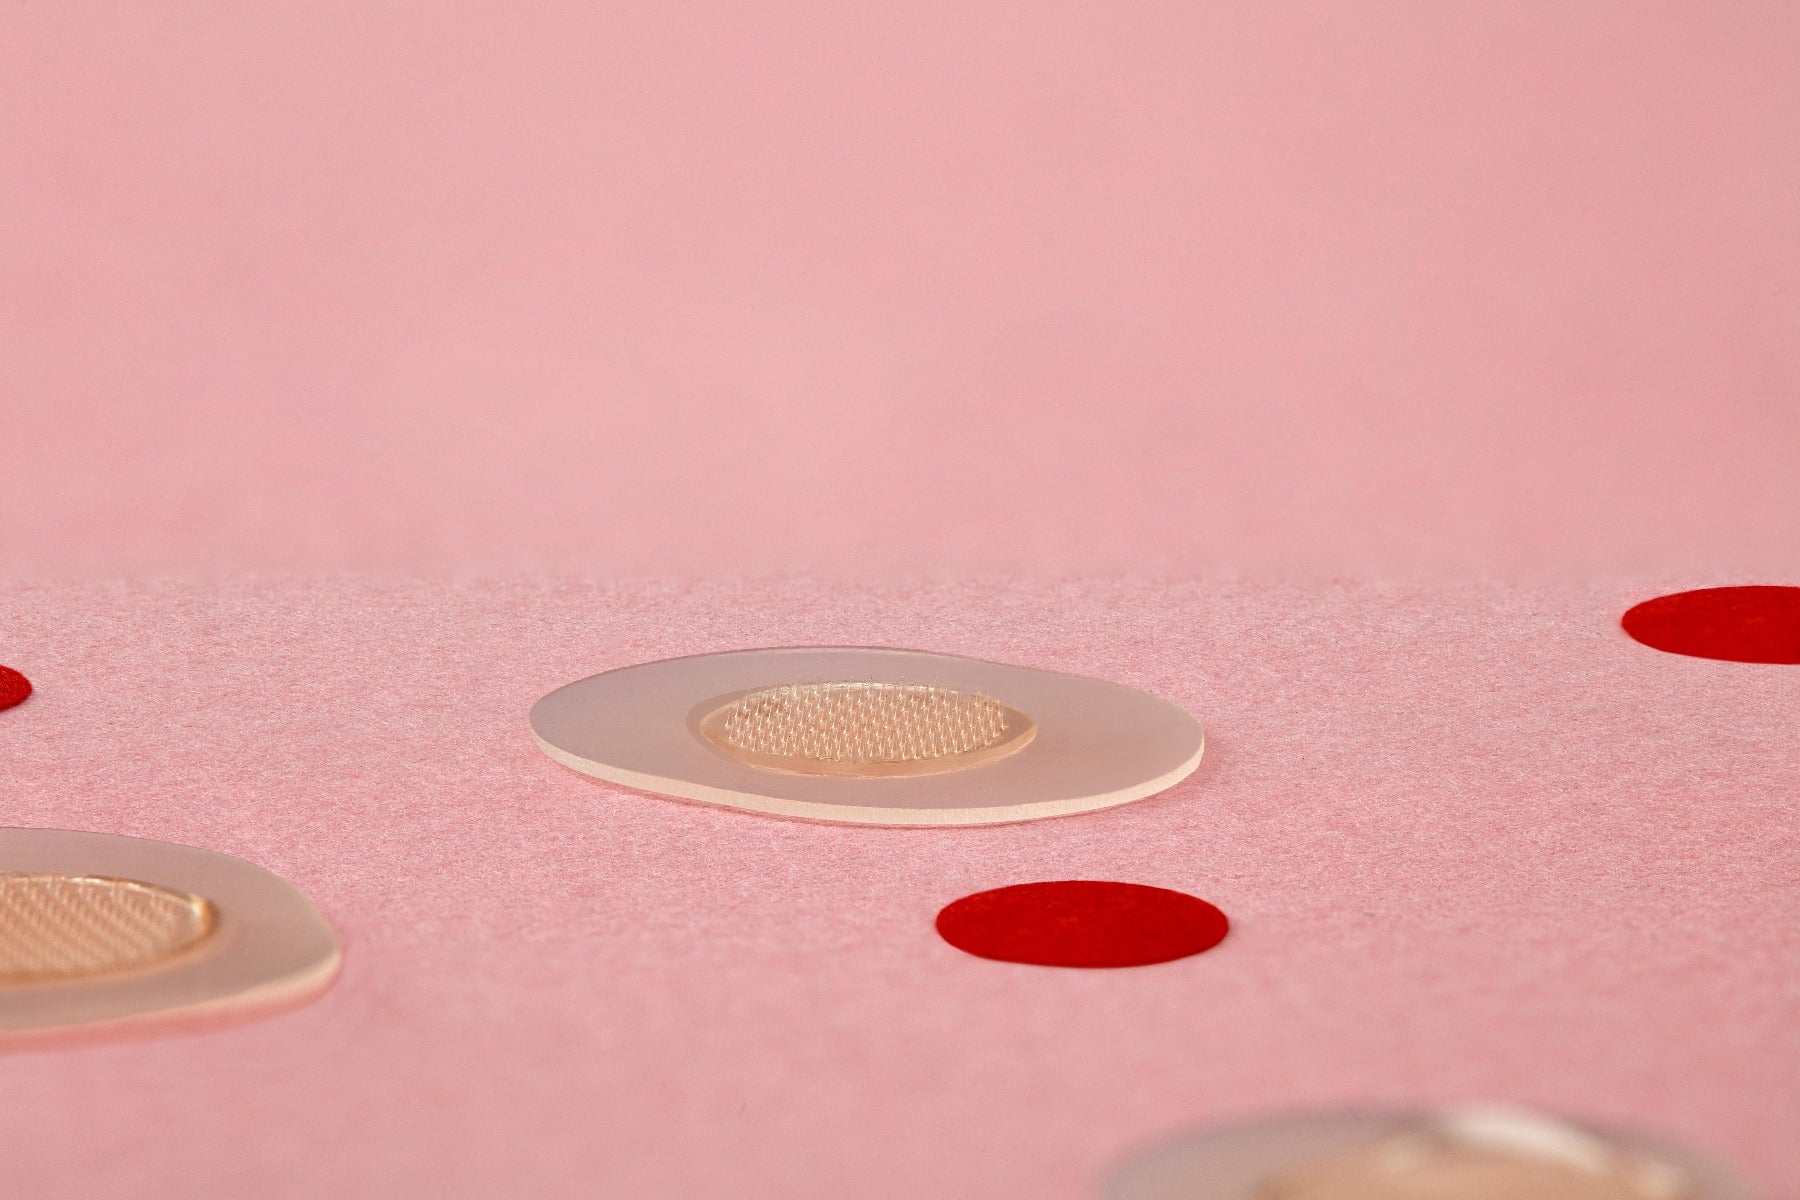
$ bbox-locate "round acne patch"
[0,828,341,1047]
[530,648,1204,826]
[1106,1108,1753,1200]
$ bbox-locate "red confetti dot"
[1622,586,1800,664]
[0,666,30,712]
[936,880,1229,968]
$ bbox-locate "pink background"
[2,5,1797,1199]
[5,3,1798,582]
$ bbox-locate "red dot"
[936,880,1229,968]
[0,666,29,712]
[1622,586,1800,664]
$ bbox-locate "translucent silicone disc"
[1106,1109,1752,1200]
[0,829,341,1047]
[530,647,1203,826]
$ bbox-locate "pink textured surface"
[3,579,1796,1199]
[4,4,1800,581]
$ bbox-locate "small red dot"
[936,880,1229,968]
[0,666,30,711]
[1622,586,1800,664]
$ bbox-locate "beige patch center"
[698,681,1036,778]
[0,874,216,985]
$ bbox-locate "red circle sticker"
[1621,586,1800,664]
[936,880,1229,968]
[0,666,30,712]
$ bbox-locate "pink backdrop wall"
[5,3,1797,582]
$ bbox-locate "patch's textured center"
[718,681,1007,762]
[697,681,1036,778]
[0,874,216,984]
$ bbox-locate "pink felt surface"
[4,3,1800,582]
[2,579,1796,1198]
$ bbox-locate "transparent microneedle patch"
[531,647,1203,825]
[1107,1108,1751,1200]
